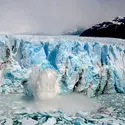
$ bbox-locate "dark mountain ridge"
[80,16,125,39]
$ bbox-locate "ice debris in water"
[1,110,125,125]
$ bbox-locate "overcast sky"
[0,0,125,34]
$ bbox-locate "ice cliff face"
[0,35,125,97]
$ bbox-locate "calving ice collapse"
[0,35,125,97]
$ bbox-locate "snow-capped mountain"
[62,27,85,35]
[80,16,125,39]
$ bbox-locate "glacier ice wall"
[0,35,125,97]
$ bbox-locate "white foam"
[27,65,60,99]
[34,93,100,114]
[0,93,100,117]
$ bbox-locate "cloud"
[0,0,124,34]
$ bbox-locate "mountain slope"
[63,27,85,35]
[80,16,125,39]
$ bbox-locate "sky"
[0,0,125,34]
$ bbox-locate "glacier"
[0,35,125,124]
[0,35,125,97]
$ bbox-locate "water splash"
[22,65,60,99]
[20,65,100,114]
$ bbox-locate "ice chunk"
[43,118,56,125]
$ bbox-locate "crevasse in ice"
[0,35,125,97]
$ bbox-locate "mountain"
[80,16,125,39]
[63,27,85,35]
